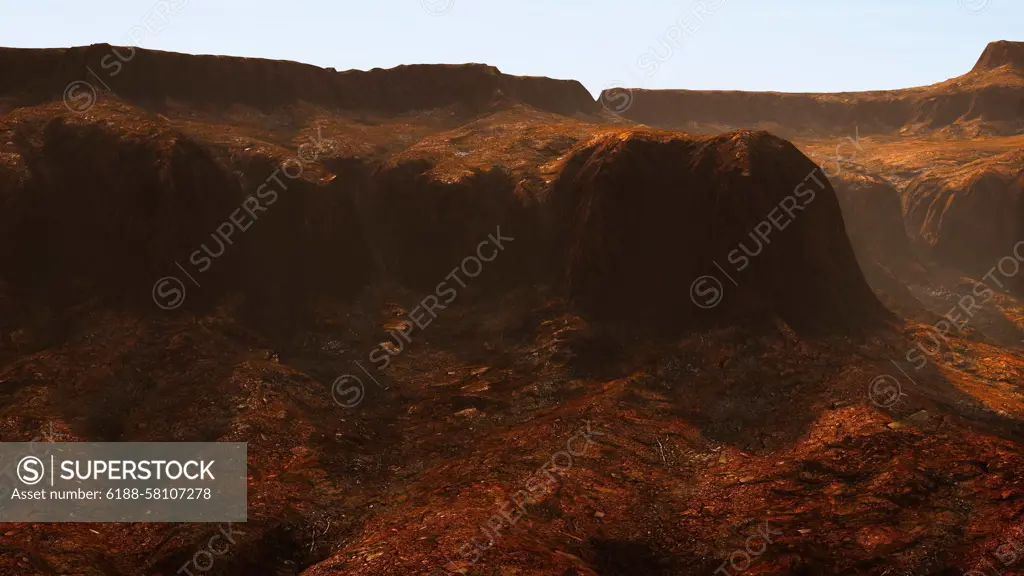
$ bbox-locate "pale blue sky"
[2,0,1020,96]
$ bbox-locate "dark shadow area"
[145,516,340,576]
[588,538,709,576]
[660,330,1024,451]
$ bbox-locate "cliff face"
[604,41,1024,137]
[972,40,1024,73]
[615,89,917,136]
[0,44,599,117]
[902,164,1023,274]
[830,169,916,271]
[548,130,887,332]
[4,41,1020,135]
[0,115,373,340]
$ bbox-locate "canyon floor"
[0,45,1022,576]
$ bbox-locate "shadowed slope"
[548,129,889,332]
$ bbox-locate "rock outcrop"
[0,45,599,118]
[0,116,372,337]
[604,41,1024,137]
[902,162,1023,275]
[830,168,916,272]
[547,130,888,331]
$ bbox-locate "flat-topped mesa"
[971,41,1024,73]
[603,40,1024,136]
[0,45,600,116]
[547,129,889,332]
[603,88,914,136]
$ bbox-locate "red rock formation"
[828,168,930,314]
[356,160,535,292]
[614,89,916,136]
[830,169,916,272]
[902,162,1022,275]
[971,40,1024,73]
[0,115,371,336]
[548,130,887,331]
[605,41,1024,137]
[0,45,599,117]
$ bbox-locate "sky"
[2,0,1021,97]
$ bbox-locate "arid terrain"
[0,41,1022,575]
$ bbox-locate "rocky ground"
[0,44,1022,575]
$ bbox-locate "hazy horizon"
[5,0,1022,97]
